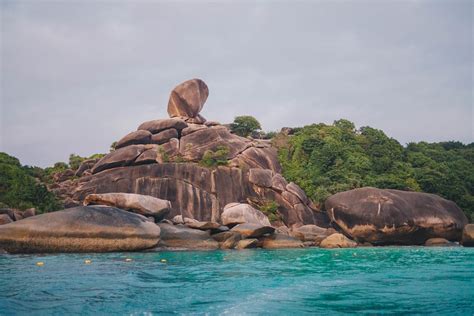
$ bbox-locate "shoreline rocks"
[325,187,468,245]
[0,206,161,253]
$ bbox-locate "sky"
[1,0,473,167]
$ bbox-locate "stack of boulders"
[2,79,471,254]
[57,78,326,229]
[0,192,341,253]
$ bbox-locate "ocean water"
[0,247,473,315]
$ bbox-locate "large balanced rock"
[325,187,468,245]
[0,206,161,253]
[84,193,171,221]
[462,224,474,247]
[221,203,271,227]
[157,223,218,250]
[319,233,358,249]
[167,79,209,119]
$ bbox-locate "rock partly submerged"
[325,187,468,245]
[0,206,161,253]
[157,223,219,250]
[461,224,474,247]
[319,233,358,249]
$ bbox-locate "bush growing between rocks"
[230,116,262,137]
[199,146,229,168]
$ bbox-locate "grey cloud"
[1,0,472,167]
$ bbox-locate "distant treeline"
[276,119,474,221]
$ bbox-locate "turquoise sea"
[1,247,473,315]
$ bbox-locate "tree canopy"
[230,115,262,137]
[0,152,61,212]
[276,119,474,221]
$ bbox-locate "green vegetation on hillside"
[0,153,61,212]
[275,119,474,221]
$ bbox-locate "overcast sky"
[1,0,472,167]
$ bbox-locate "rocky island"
[0,79,472,253]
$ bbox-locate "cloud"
[1,0,472,167]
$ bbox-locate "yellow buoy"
[160,259,167,263]
[125,258,133,262]
[36,262,44,267]
[84,259,92,264]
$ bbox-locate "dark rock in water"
[462,224,474,247]
[424,238,456,247]
[167,79,209,119]
[218,232,242,249]
[0,206,161,253]
[291,225,333,244]
[0,214,13,225]
[319,233,358,248]
[235,238,259,249]
[84,193,171,221]
[138,118,187,134]
[325,187,468,245]
[231,223,275,238]
[157,223,218,250]
[260,233,304,249]
[116,130,152,149]
[212,231,241,243]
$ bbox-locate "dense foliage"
[230,116,262,137]
[199,146,229,168]
[0,153,61,212]
[276,119,474,221]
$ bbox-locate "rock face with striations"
[325,187,468,245]
[63,79,327,229]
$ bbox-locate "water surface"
[1,247,473,315]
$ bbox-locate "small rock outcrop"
[0,206,161,253]
[84,193,171,221]
[261,233,304,249]
[231,223,275,238]
[325,187,468,245]
[221,203,271,227]
[462,224,474,247]
[424,238,455,247]
[319,233,358,249]
[157,223,219,250]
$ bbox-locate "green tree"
[230,116,262,137]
